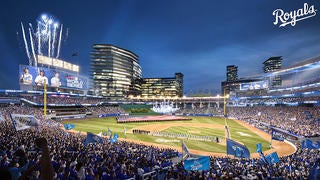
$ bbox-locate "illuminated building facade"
[91,44,142,99]
[263,56,282,87]
[226,65,238,82]
[141,73,183,98]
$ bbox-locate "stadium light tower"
[223,89,229,117]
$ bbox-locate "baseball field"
[63,116,296,157]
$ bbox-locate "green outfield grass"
[63,117,271,153]
[119,104,160,115]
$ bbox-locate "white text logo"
[273,3,317,27]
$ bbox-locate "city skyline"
[1,0,320,94]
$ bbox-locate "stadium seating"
[0,98,319,179]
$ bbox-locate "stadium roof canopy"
[266,56,320,77]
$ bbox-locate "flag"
[256,143,262,153]
[301,139,320,149]
[96,132,102,137]
[258,152,267,164]
[147,148,152,161]
[216,160,221,168]
[10,114,39,131]
[184,156,210,171]
[109,138,117,143]
[227,139,250,158]
[304,111,311,114]
[64,124,75,130]
[109,133,119,143]
[309,161,320,179]
[289,165,292,173]
[271,130,284,141]
[182,140,191,160]
[84,132,103,146]
[108,128,112,139]
[0,112,5,122]
[265,152,279,164]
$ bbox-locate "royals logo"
[273,3,317,27]
[190,159,203,171]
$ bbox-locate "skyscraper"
[263,56,282,73]
[90,44,142,99]
[175,72,184,97]
[226,65,238,82]
[140,72,184,98]
[263,56,282,87]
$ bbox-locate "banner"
[10,114,39,131]
[265,152,279,164]
[271,130,284,141]
[227,139,250,158]
[240,80,268,90]
[84,132,103,146]
[184,156,210,171]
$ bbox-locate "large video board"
[19,65,88,90]
[37,55,79,72]
[240,80,268,90]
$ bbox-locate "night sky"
[1,0,320,94]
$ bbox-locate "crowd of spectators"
[228,106,320,137]
[85,106,126,116]
[235,81,320,98]
[237,96,320,104]
[175,105,319,137]
[0,104,319,179]
[0,105,177,179]
[267,86,320,96]
[175,106,223,115]
[164,148,319,179]
[22,95,104,105]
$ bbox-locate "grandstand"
[231,56,320,107]
[0,101,319,179]
[0,56,319,179]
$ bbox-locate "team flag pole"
[44,79,47,117]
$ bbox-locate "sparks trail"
[20,13,67,66]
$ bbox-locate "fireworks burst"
[21,13,65,66]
